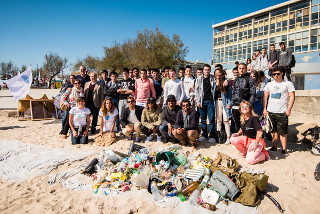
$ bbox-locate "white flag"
[5,66,33,103]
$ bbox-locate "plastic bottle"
[150,181,163,201]
[199,175,210,190]
[188,188,200,205]
[181,181,200,196]
[203,203,216,211]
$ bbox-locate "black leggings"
[62,108,71,135]
[141,125,161,137]
[232,108,241,133]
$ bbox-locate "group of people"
[59,42,295,165]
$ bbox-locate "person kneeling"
[69,97,91,145]
[95,98,118,146]
[120,96,143,142]
[173,99,200,149]
[141,97,162,142]
[230,101,270,164]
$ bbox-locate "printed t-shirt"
[241,116,262,139]
[70,107,91,127]
[99,108,119,132]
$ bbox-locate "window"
[238,23,252,42]
[311,3,320,26]
[310,28,320,50]
[270,35,287,50]
[289,4,310,31]
[289,30,309,53]
[270,12,288,35]
[252,39,268,53]
[254,18,269,38]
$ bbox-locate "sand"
[0,114,319,214]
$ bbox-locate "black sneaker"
[269,147,277,151]
[59,130,63,135]
[163,138,170,144]
[282,149,288,155]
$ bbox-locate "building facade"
[212,0,320,89]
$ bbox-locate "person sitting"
[95,97,118,146]
[120,96,144,142]
[141,97,162,142]
[69,97,91,145]
[173,99,200,149]
[230,100,270,165]
[159,95,181,143]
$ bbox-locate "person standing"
[132,67,140,82]
[255,49,262,71]
[260,48,269,78]
[84,72,104,134]
[178,67,185,79]
[278,42,293,81]
[182,65,195,103]
[76,65,90,88]
[120,96,143,142]
[213,69,232,144]
[99,70,111,86]
[194,64,216,143]
[117,68,135,117]
[268,44,279,78]
[173,99,200,149]
[161,66,170,89]
[163,68,185,106]
[263,69,295,154]
[61,79,85,139]
[134,69,156,107]
[69,97,91,145]
[129,69,134,79]
[231,63,256,133]
[151,68,163,105]
[159,95,181,143]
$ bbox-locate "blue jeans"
[199,100,216,138]
[159,124,174,140]
[254,100,263,117]
[71,128,88,145]
[61,111,67,130]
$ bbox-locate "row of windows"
[213,28,320,63]
[214,1,320,47]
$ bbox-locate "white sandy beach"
[0,112,319,214]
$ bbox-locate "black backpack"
[290,54,296,68]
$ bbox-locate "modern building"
[212,0,320,90]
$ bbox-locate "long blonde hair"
[100,98,115,117]
[239,100,257,124]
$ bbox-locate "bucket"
[155,151,175,167]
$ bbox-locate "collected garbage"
[82,144,269,210]
[302,126,320,155]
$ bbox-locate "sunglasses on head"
[168,100,175,103]
[272,72,281,76]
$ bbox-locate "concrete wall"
[290,89,320,125]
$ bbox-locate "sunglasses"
[69,78,75,79]
[241,104,250,109]
[74,83,80,85]
[272,73,281,76]
[182,104,190,107]
[127,101,134,103]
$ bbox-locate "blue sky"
[0,0,282,73]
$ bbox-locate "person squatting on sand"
[120,96,144,143]
[173,99,200,149]
[69,97,91,145]
[230,100,270,164]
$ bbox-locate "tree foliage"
[73,55,100,72]
[1,61,18,78]
[100,27,188,72]
[42,53,68,88]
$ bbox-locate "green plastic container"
[155,151,175,166]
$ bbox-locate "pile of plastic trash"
[82,144,243,211]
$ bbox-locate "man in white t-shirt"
[182,65,195,103]
[164,68,185,106]
[263,69,295,155]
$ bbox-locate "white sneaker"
[145,135,154,142]
[157,136,162,142]
[225,139,230,145]
[208,138,216,143]
[198,136,206,142]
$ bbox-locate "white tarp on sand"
[0,140,96,182]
